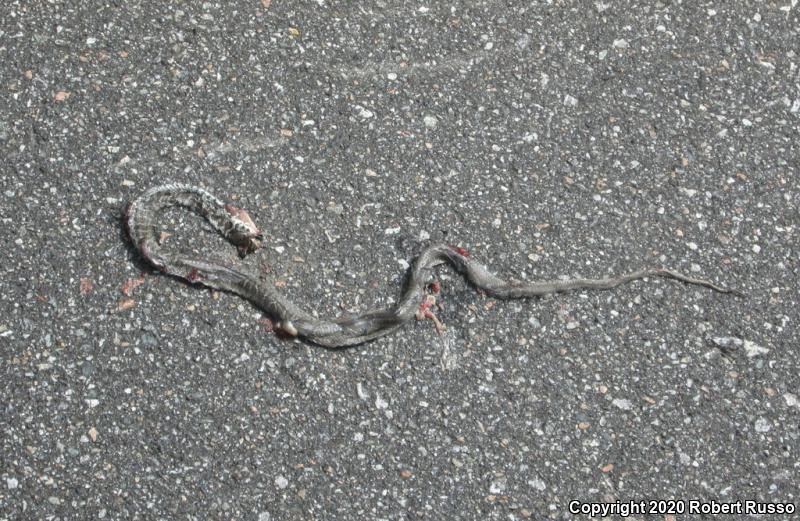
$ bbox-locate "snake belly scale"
[125,184,738,348]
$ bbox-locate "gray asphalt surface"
[2,1,799,520]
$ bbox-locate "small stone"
[375,394,388,410]
[117,298,136,311]
[274,475,289,489]
[528,478,546,491]
[711,336,742,349]
[387,72,397,80]
[713,336,766,358]
[613,39,629,49]
[679,451,691,465]
[6,477,18,490]
[79,278,93,295]
[489,476,507,494]
[423,115,438,129]
[612,398,632,410]
[355,105,374,119]
[140,333,158,347]
[754,418,771,433]
[743,340,769,358]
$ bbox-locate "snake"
[126,184,739,347]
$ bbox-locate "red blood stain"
[448,245,470,257]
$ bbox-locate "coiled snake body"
[126,184,738,347]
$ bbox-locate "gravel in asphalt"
[1,1,798,520]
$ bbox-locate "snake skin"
[126,184,739,347]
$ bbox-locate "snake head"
[225,204,264,255]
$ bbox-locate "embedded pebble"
[754,418,771,433]
[612,398,633,410]
[355,105,374,119]
[528,478,546,491]
[489,476,507,494]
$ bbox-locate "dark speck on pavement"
[1,1,798,520]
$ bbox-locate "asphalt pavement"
[1,1,798,520]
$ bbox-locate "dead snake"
[126,184,739,347]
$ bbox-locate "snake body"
[126,184,738,347]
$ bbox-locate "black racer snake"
[126,184,739,347]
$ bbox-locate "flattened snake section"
[126,184,739,347]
